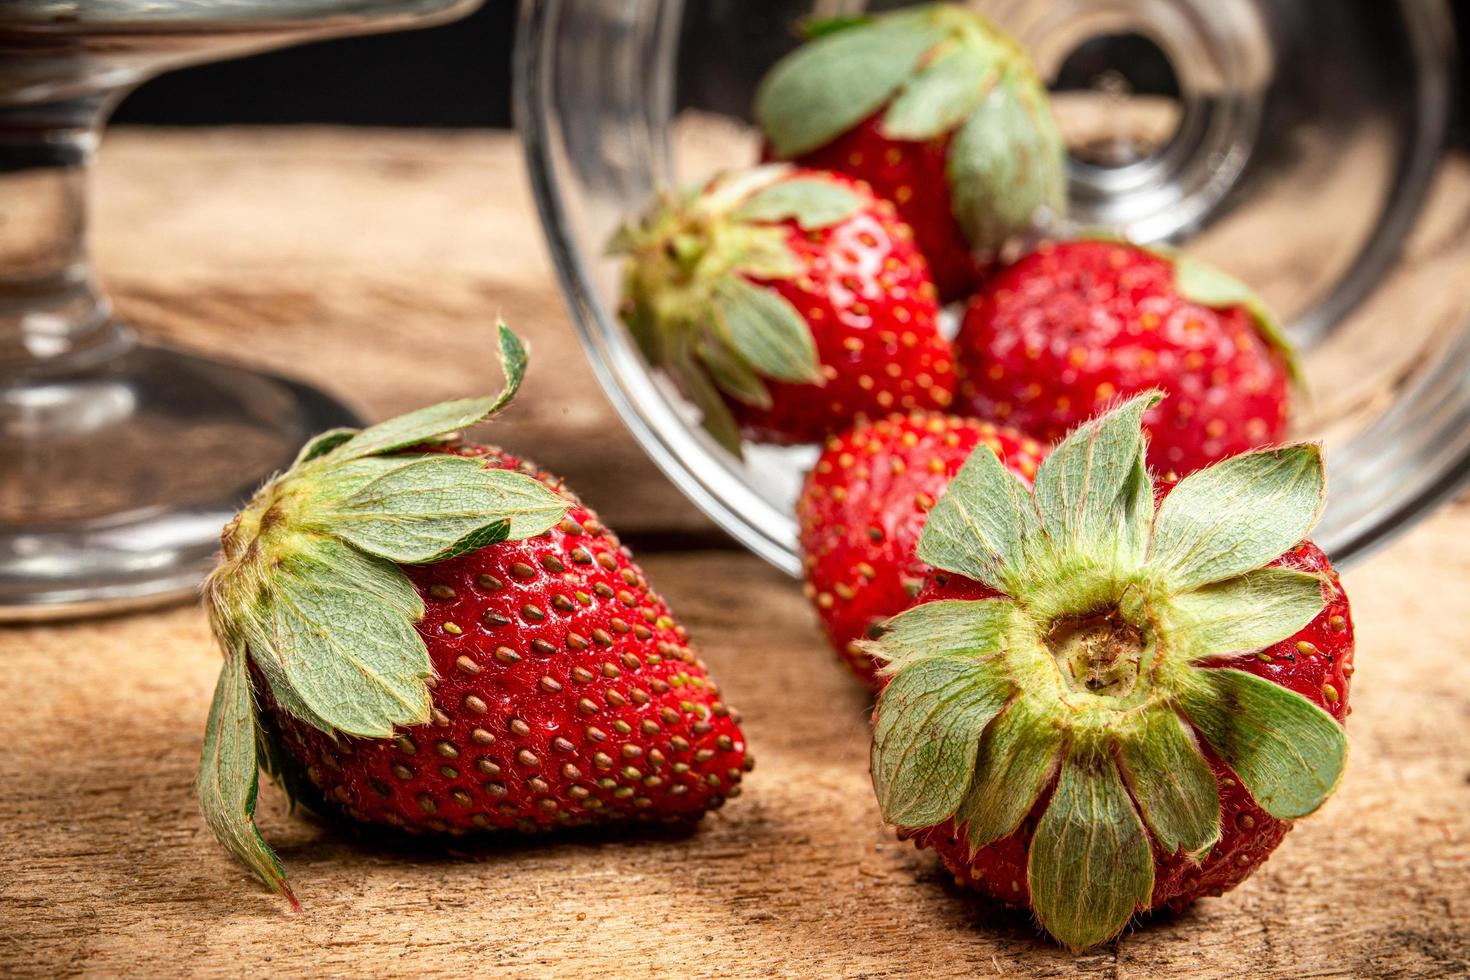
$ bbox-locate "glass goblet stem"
[0,93,127,372]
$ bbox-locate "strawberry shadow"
[273,801,708,868]
[921,858,1204,956]
[250,791,750,915]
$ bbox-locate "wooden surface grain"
[98,127,718,545]
[2,128,1469,978]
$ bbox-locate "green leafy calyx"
[867,392,1347,950]
[611,165,860,455]
[196,323,570,904]
[755,3,1067,258]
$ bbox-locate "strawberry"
[796,412,1045,688]
[755,4,1066,301]
[955,239,1295,474]
[862,393,1352,950]
[611,165,954,449]
[197,325,749,906]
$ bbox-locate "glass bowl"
[516,0,1465,575]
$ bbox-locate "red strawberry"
[796,412,1045,688]
[864,394,1351,950]
[197,326,749,906]
[756,5,1066,301]
[955,239,1295,474]
[612,166,954,449]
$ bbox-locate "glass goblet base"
[0,333,359,620]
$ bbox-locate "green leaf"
[872,656,1012,828]
[196,649,297,908]
[727,225,806,281]
[1163,567,1328,661]
[697,337,773,409]
[712,275,823,385]
[882,42,995,141]
[667,348,745,459]
[234,532,425,711]
[733,177,866,230]
[1180,667,1347,820]
[755,16,950,157]
[800,13,871,40]
[309,455,567,563]
[915,442,1042,592]
[324,322,528,462]
[1028,750,1154,951]
[1172,254,1260,310]
[702,164,792,212]
[248,539,433,739]
[958,696,1063,850]
[293,428,358,467]
[1172,254,1299,379]
[619,281,663,364]
[1117,706,1221,858]
[863,598,1017,676]
[947,72,1067,254]
[1032,391,1160,570]
[1148,445,1325,591]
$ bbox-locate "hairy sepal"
[1149,445,1325,592]
[613,168,851,452]
[1028,749,1154,951]
[863,597,1016,676]
[755,3,1064,250]
[872,656,1012,828]
[915,442,1042,593]
[712,275,823,385]
[882,41,997,140]
[199,323,570,902]
[293,428,357,466]
[948,71,1067,256]
[1179,667,1347,820]
[696,336,773,410]
[306,455,564,563]
[1117,706,1220,858]
[666,344,745,458]
[958,695,1062,850]
[196,646,298,909]
[246,538,434,739]
[1032,390,1158,575]
[1163,567,1328,661]
[733,177,865,230]
[318,321,528,463]
[755,13,949,157]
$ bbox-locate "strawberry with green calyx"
[612,165,954,450]
[956,239,1296,475]
[863,393,1351,950]
[198,324,750,906]
[755,4,1066,301]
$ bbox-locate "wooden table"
[3,129,1468,978]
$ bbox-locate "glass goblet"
[0,0,483,619]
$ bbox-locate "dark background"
[113,1,1469,144]
[113,3,520,128]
